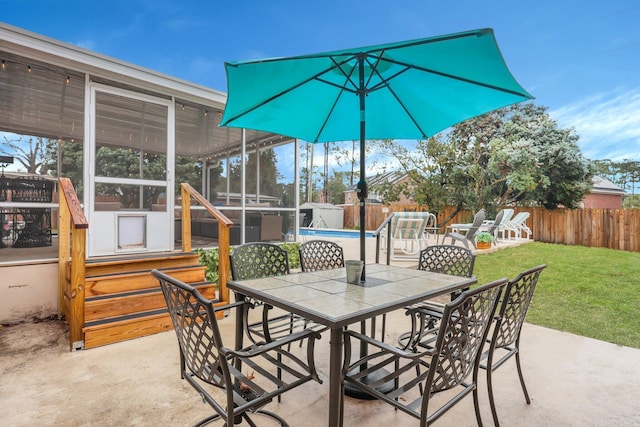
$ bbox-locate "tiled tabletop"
[228,263,476,328]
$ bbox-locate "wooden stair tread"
[86,251,197,266]
[84,266,206,297]
[85,281,211,301]
[85,263,203,279]
[84,282,217,322]
[85,253,201,277]
[82,300,227,349]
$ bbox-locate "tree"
[227,148,283,202]
[488,104,592,209]
[593,159,640,197]
[373,103,593,222]
[1,134,49,173]
[42,138,84,182]
[623,195,640,208]
[324,171,348,205]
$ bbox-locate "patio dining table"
[227,263,477,427]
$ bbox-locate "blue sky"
[2,0,640,162]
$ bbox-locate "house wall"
[0,261,58,323]
[582,194,623,209]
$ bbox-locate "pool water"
[298,228,374,239]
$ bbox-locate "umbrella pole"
[344,55,395,400]
[357,54,367,282]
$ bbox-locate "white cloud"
[73,39,97,51]
[550,88,640,161]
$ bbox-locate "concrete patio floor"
[2,236,639,426]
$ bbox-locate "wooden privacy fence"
[342,204,640,253]
[528,207,640,252]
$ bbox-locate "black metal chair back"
[418,244,475,277]
[230,242,289,280]
[299,239,345,272]
[229,242,323,345]
[484,264,547,427]
[342,278,507,425]
[153,269,321,426]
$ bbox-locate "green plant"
[475,231,494,243]
[193,247,219,283]
[281,242,301,269]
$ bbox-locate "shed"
[300,202,344,229]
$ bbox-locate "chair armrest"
[344,330,434,359]
[213,300,250,313]
[224,328,322,359]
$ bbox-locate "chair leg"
[515,350,531,404]
[487,360,500,427]
[381,314,386,343]
[277,352,283,403]
[473,368,485,427]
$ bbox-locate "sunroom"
[0,23,300,328]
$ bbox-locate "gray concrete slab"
[1,303,639,426]
[2,235,638,426]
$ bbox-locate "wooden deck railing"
[181,183,234,304]
[57,178,88,350]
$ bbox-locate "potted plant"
[475,231,494,250]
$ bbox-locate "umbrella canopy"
[220,28,533,278]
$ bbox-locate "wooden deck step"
[84,265,206,297]
[82,299,227,349]
[85,252,201,277]
[84,281,215,322]
[75,251,224,349]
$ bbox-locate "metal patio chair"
[481,264,547,427]
[299,239,345,272]
[230,243,322,345]
[397,245,476,350]
[342,278,507,426]
[152,269,321,427]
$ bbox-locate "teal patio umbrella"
[220,28,533,279]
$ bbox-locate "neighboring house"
[581,176,626,209]
[343,171,414,205]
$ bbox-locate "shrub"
[281,242,301,269]
[193,247,219,283]
[194,242,302,283]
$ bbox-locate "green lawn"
[473,242,640,349]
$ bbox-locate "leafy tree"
[593,159,640,196]
[488,104,592,209]
[324,171,348,205]
[623,195,640,208]
[373,103,593,223]
[42,139,84,197]
[227,148,282,197]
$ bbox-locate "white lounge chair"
[494,208,514,241]
[504,212,531,239]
